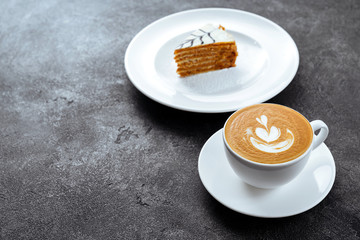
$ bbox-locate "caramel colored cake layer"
[174,24,238,77]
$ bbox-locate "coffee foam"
[225,104,313,164]
[247,115,295,153]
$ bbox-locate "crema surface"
[225,104,313,164]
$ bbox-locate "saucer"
[198,129,336,218]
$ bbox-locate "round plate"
[198,129,336,218]
[125,8,299,113]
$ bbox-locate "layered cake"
[174,24,238,77]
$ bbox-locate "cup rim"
[223,103,314,167]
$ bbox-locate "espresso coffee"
[225,104,313,164]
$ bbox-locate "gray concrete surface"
[0,0,359,239]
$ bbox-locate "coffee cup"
[223,103,329,189]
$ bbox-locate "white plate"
[125,8,299,113]
[198,129,336,218]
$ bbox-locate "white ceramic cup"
[223,110,329,189]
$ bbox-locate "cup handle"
[310,120,329,150]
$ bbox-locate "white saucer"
[125,8,299,113]
[198,129,336,218]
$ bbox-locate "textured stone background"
[0,0,359,239]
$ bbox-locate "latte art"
[225,104,313,164]
[246,115,295,153]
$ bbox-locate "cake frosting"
[176,24,235,49]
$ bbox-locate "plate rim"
[198,129,336,218]
[125,8,300,113]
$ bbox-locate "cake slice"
[174,24,238,77]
